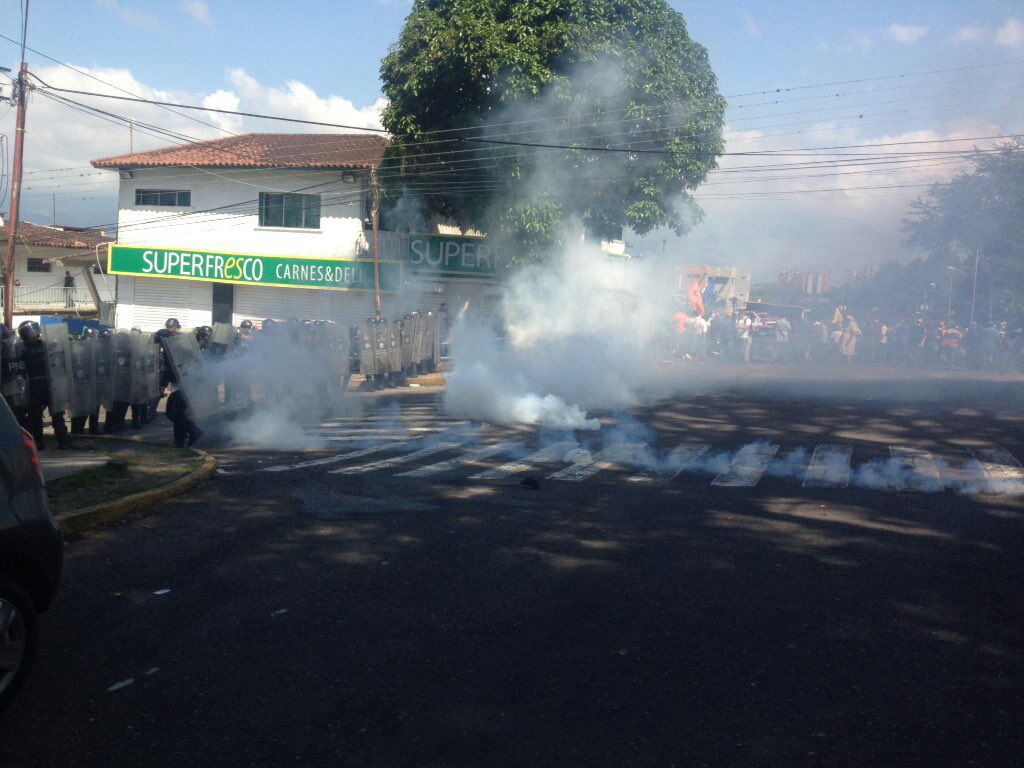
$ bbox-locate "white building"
[91,133,504,331]
[1,218,115,322]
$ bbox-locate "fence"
[0,284,115,313]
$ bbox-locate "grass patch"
[47,444,203,518]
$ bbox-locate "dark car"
[0,396,62,712]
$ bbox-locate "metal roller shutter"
[233,285,319,325]
[132,277,191,331]
[329,291,377,328]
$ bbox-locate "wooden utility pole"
[370,167,381,317]
[3,60,29,328]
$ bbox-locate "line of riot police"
[1,320,163,450]
[355,310,440,391]
[0,309,443,450]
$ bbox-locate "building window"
[26,258,51,273]
[135,189,191,206]
[259,192,321,229]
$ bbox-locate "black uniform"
[20,336,69,450]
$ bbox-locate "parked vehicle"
[0,396,62,712]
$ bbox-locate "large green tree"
[379,0,725,263]
[904,139,1024,319]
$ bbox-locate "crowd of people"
[669,306,1024,373]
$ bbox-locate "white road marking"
[261,442,412,472]
[711,443,780,487]
[396,442,520,478]
[889,446,941,492]
[470,442,579,481]
[547,443,646,482]
[973,447,1024,495]
[627,443,711,484]
[329,441,466,475]
[803,445,853,488]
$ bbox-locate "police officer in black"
[163,362,203,448]
[0,323,27,420]
[195,325,213,352]
[152,317,180,418]
[17,320,69,450]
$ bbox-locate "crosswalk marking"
[711,443,780,487]
[890,446,941,492]
[469,442,579,481]
[803,445,853,488]
[547,442,646,482]
[397,442,520,478]
[627,443,711,484]
[261,441,412,472]
[973,447,1024,495]
[328,441,466,475]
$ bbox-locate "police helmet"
[165,317,181,331]
[240,319,254,330]
[0,323,10,340]
[99,328,113,339]
[200,325,213,336]
[18,320,41,343]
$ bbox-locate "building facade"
[1,218,115,321]
[778,270,832,296]
[91,133,503,331]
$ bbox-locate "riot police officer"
[196,325,213,352]
[0,323,28,419]
[152,317,180,417]
[70,327,102,436]
[162,354,203,449]
[18,320,69,450]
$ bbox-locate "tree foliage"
[904,139,1024,317]
[379,0,725,263]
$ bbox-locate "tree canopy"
[379,0,726,263]
[904,139,1024,319]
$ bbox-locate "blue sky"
[0,0,1022,275]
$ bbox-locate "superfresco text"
[108,245,400,292]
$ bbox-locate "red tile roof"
[0,221,113,249]
[91,133,388,170]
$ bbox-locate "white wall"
[11,245,116,303]
[114,167,368,258]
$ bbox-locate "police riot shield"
[323,322,349,379]
[386,319,402,373]
[1,336,28,410]
[93,333,115,412]
[68,336,97,418]
[358,319,380,376]
[424,311,440,370]
[130,330,153,403]
[399,316,413,371]
[160,332,221,421]
[376,319,393,374]
[112,330,134,403]
[409,311,425,367]
[209,323,238,358]
[40,323,73,413]
[142,336,161,402]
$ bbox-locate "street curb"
[54,437,217,535]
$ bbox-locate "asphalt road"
[3,368,1023,767]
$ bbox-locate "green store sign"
[408,234,500,278]
[107,245,401,293]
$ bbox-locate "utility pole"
[370,167,381,317]
[3,60,29,328]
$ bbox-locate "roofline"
[91,160,379,170]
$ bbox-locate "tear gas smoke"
[442,240,678,429]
